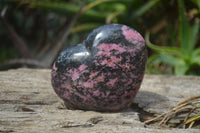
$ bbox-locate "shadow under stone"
[134,91,169,114]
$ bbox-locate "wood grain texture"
[0,68,199,133]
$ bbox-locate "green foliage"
[146,0,200,75]
[10,0,161,30]
[0,0,200,74]
[0,45,19,63]
[190,0,200,9]
[130,0,160,19]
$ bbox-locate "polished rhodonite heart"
[51,24,147,111]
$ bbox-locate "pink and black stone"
[51,24,147,112]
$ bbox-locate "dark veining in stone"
[51,24,147,111]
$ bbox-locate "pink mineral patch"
[78,64,88,71]
[96,74,104,82]
[110,56,122,63]
[82,81,94,88]
[52,63,58,71]
[61,83,73,91]
[62,92,70,100]
[98,43,126,53]
[89,72,99,79]
[128,49,136,56]
[68,69,80,81]
[122,25,144,43]
[93,90,100,97]
[106,78,118,87]
[96,51,111,57]
[101,59,116,67]
[100,56,122,68]
[75,92,88,102]
[51,71,57,78]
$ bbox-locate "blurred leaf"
[178,0,191,53]
[190,0,200,9]
[146,54,162,74]
[84,0,132,9]
[2,0,200,73]
[145,32,183,56]
[166,24,178,46]
[147,54,163,65]
[106,10,122,23]
[147,53,179,74]
[192,47,200,57]
[175,59,189,75]
[105,3,126,23]
[158,54,180,66]
[17,0,106,23]
[198,0,200,9]
[148,53,180,66]
[71,23,101,34]
[191,56,200,65]
[83,0,120,12]
[131,0,160,19]
[190,22,199,50]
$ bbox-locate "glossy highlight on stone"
[51,24,147,112]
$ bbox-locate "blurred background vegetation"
[0,0,199,75]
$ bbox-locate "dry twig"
[144,95,200,129]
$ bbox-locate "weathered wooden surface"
[0,68,199,133]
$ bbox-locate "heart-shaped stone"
[51,24,147,112]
